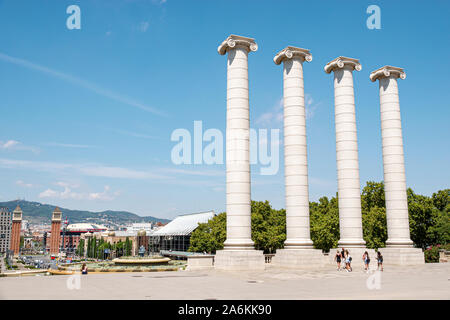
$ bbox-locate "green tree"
[432,189,449,212]
[310,196,340,251]
[189,212,226,253]
[115,240,124,257]
[427,209,450,245]
[361,181,385,211]
[86,238,91,258]
[360,182,388,249]
[362,207,387,249]
[251,201,286,253]
[77,239,85,257]
[407,188,435,249]
[125,237,132,256]
[428,189,450,245]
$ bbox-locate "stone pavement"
[0,263,448,300]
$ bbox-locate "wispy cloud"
[16,180,34,188]
[255,98,283,127]
[305,94,322,120]
[0,52,166,117]
[44,142,96,149]
[1,140,19,149]
[78,165,166,179]
[39,184,118,201]
[0,140,40,153]
[162,168,224,177]
[0,158,168,180]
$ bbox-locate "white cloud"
[0,52,166,116]
[16,180,33,188]
[0,140,39,153]
[88,186,119,201]
[39,184,118,201]
[39,189,61,198]
[1,140,19,149]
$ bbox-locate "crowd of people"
[334,249,383,272]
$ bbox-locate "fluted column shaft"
[325,57,366,247]
[374,68,413,247]
[225,46,253,249]
[218,35,258,250]
[334,67,365,246]
[276,50,313,248]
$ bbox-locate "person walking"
[363,251,370,272]
[377,251,383,271]
[334,250,342,271]
[341,248,346,270]
[345,250,352,272]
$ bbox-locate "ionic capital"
[218,34,258,55]
[324,56,362,74]
[370,65,406,82]
[273,46,312,65]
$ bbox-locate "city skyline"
[0,0,449,219]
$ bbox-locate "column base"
[385,238,414,247]
[283,238,314,249]
[378,247,424,265]
[271,248,327,269]
[223,238,255,250]
[337,238,366,248]
[214,249,265,271]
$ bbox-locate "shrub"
[424,246,440,263]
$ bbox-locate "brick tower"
[49,207,62,255]
[10,205,22,256]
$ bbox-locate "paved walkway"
[1,263,449,299]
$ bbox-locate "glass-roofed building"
[149,210,215,253]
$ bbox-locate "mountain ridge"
[0,199,170,225]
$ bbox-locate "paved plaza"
[1,263,448,300]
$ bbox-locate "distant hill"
[0,200,170,226]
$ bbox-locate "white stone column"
[214,35,264,270]
[271,47,327,269]
[218,35,258,250]
[370,66,413,247]
[274,47,313,248]
[324,57,365,248]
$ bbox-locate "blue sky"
[0,0,449,220]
